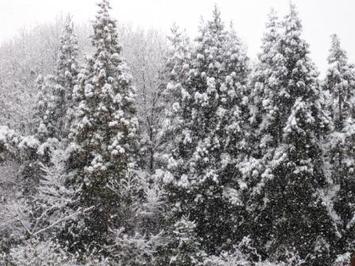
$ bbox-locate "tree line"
[0,0,354,265]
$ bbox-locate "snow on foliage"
[0,1,354,265]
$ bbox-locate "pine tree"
[248,9,286,155]
[23,75,55,187]
[156,24,192,169]
[323,34,355,253]
[243,9,278,256]
[244,9,288,255]
[66,0,139,252]
[165,6,250,255]
[56,15,79,140]
[33,75,55,142]
[32,16,79,163]
[246,5,339,264]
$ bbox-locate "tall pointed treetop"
[92,0,121,55]
[328,34,347,66]
[56,15,79,89]
[210,5,223,32]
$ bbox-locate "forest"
[0,0,354,265]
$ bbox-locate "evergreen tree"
[165,6,250,255]
[323,34,355,253]
[32,16,79,163]
[23,75,55,187]
[248,9,286,156]
[33,75,55,143]
[156,24,192,169]
[167,216,205,265]
[244,10,285,258]
[66,0,139,253]
[5,18,81,259]
[246,5,339,264]
[56,15,79,140]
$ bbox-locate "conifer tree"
[246,5,339,264]
[156,24,192,169]
[324,34,355,253]
[36,16,79,139]
[248,9,286,155]
[165,6,250,255]
[244,9,288,255]
[66,0,139,252]
[32,16,79,163]
[56,15,79,140]
[24,75,55,184]
[7,18,81,257]
[167,217,205,265]
[33,75,55,143]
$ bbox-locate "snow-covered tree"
[164,6,250,255]
[0,19,65,135]
[242,9,286,254]
[104,177,167,265]
[29,16,79,165]
[248,9,286,156]
[30,149,77,236]
[65,0,139,252]
[155,24,192,170]
[33,75,53,141]
[166,216,205,265]
[1,1,354,263]
[245,5,339,264]
[55,15,79,140]
[323,34,355,254]
[15,18,79,197]
[0,149,79,263]
[31,75,59,166]
[39,16,78,138]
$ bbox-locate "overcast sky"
[0,0,354,74]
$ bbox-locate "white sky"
[0,0,354,74]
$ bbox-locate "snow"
[0,2,354,266]
[84,84,94,98]
[317,186,342,237]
